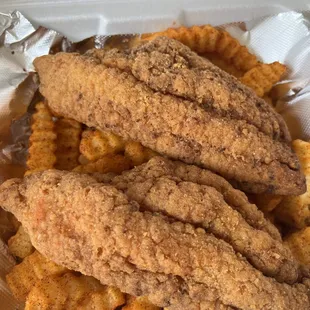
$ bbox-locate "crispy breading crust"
[33,40,305,195]
[88,38,289,142]
[109,157,300,283]
[0,171,309,310]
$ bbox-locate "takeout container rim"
[0,0,310,41]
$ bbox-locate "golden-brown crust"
[141,25,258,72]
[34,45,305,195]
[93,38,290,143]
[0,170,309,309]
[110,157,300,283]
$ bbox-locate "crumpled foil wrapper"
[0,9,310,309]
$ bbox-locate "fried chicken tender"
[6,251,68,301]
[55,118,82,170]
[275,140,310,228]
[73,154,131,174]
[33,37,305,195]
[141,25,258,71]
[8,225,34,259]
[285,227,310,267]
[240,62,287,97]
[25,273,125,310]
[26,102,57,175]
[1,170,309,310]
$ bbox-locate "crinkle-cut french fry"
[204,52,244,77]
[78,154,90,165]
[8,225,34,259]
[104,131,125,153]
[124,141,146,166]
[79,128,158,167]
[78,286,125,310]
[292,140,310,175]
[124,141,158,166]
[25,273,125,310]
[123,296,160,310]
[6,251,68,301]
[73,154,132,174]
[55,118,82,171]
[274,140,310,229]
[285,227,310,267]
[79,129,124,161]
[240,62,287,97]
[26,102,57,174]
[141,25,258,71]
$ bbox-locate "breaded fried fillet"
[86,37,289,143]
[108,157,300,283]
[0,170,309,310]
[33,39,305,195]
[96,156,280,240]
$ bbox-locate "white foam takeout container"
[0,0,309,41]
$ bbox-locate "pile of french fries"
[6,24,309,309]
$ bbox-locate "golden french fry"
[285,227,310,267]
[142,25,258,71]
[73,154,132,174]
[79,129,120,161]
[240,62,287,97]
[124,141,158,166]
[6,251,67,301]
[55,118,82,170]
[274,140,310,229]
[78,286,125,310]
[25,273,125,310]
[292,139,310,175]
[124,141,146,166]
[104,131,125,153]
[143,148,159,161]
[78,154,90,165]
[8,225,34,259]
[26,102,57,174]
[123,296,160,310]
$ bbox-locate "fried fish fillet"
[33,38,305,195]
[107,157,300,283]
[94,156,281,241]
[86,37,289,143]
[0,171,309,310]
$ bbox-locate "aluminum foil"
[0,9,310,310]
